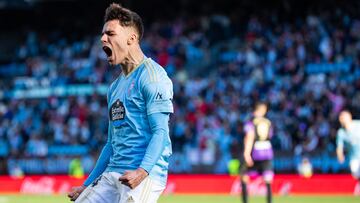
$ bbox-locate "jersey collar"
[125,57,149,78]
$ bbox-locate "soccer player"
[240,102,273,203]
[336,110,360,195]
[67,3,173,203]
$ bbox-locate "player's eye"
[107,32,115,36]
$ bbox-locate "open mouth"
[103,46,113,58]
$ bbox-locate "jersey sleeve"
[83,122,113,186]
[269,125,274,138]
[244,121,254,134]
[142,78,174,115]
[140,112,170,173]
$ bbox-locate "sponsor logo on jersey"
[110,99,125,126]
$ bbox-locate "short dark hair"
[104,3,144,41]
[254,101,267,111]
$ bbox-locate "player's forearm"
[244,146,252,157]
[244,133,254,157]
[140,113,170,173]
[336,147,344,161]
[140,129,167,173]
[83,142,112,186]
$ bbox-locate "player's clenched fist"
[119,168,148,189]
[68,185,86,201]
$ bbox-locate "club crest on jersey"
[128,80,135,95]
[110,99,125,126]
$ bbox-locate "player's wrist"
[137,167,149,177]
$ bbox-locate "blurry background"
[0,0,360,179]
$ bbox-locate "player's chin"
[107,58,117,66]
[107,59,114,66]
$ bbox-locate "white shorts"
[75,172,165,203]
[350,159,360,179]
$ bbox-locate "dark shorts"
[240,159,273,177]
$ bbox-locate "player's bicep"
[245,130,255,144]
[244,122,255,140]
[244,131,255,155]
[143,80,173,115]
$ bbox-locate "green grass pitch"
[0,194,358,203]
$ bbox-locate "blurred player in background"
[68,3,173,203]
[240,102,273,203]
[336,110,360,195]
[297,157,313,178]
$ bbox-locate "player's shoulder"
[244,120,254,131]
[336,128,345,137]
[107,76,122,100]
[109,73,123,90]
[139,58,171,84]
[353,120,360,127]
[262,117,271,124]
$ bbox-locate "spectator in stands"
[1,6,360,174]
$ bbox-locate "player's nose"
[101,34,108,44]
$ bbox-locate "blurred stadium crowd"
[0,0,360,175]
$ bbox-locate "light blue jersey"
[337,120,360,160]
[105,57,173,186]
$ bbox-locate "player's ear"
[127,33,138,45]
